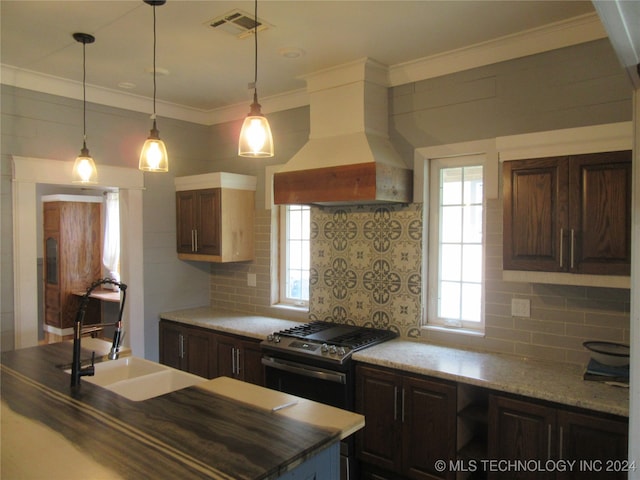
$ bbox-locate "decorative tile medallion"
[309,204,423,338]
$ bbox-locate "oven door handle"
[261,356,347,385]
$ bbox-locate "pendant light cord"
[82,40,87,146]
[152,4,157,119]
[253,0,258,98]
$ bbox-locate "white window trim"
[414,140,496,336]
[278,205,310,308]
[265,164,309,312]
[427,155,486,332]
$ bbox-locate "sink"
[65,356,206,401]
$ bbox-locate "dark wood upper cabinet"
[175,173,256,263]
[503,150,631,276]
[568,151,632,275]
[176,189,221,257]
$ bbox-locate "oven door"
[261,355,350,409]
[261,354,357,480]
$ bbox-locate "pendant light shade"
[72,32,98,184]
[139,0,168,172]
[139,117,168,171]
[238,0,274,158]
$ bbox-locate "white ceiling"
[1,1,606,125]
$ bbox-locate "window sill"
[272,303,309,314]
[421,325,485,338]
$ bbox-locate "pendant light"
[139,0,169,172]
[238,0,274,158]
[72,32,98,184]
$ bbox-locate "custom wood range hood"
[273,58,413,206]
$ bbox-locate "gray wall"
[389,39,631,153]
[1,38,634,363]
[207,38,634,365]
[0,86,213,359]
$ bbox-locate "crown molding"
[388,12,607,86]
[1,13,607,126]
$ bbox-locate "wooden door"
[184,327,213,378]
[356,365,403,473]
[402,376,457,480]
[159,321,183,370]
[488,395,556,480]
[176,191,197,253]
[568,150,632,275]
[557,410,628,480]
[215,335,237,378]
[240,339,264,386]
[196,189,221,255]
[503,157,568,272]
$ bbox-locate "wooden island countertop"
[1,341,363,479]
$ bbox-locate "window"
[280,205,310,307]
[428,156,484,331]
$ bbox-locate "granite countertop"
[353,340,629,417]
[160,307,628,418]
[160,307,302,340]
[1,341,361,480]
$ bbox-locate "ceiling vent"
[207,9,271,39]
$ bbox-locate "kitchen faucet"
[70,277,127,387]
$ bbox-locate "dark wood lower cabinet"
[356,364,457,480]
[159,320,215,378]
[556,410,629,480]
[356,368,628,480]
[160,320,264,386]
[488,395,556,480]
[488,394,629,480]
[215,333,264,386]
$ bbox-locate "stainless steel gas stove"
[262,320,398,366]
[261,321,398,480]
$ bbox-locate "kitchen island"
[1,341,364,479]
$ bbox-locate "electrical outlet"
[511,298,530,318]
[247,273,257,287]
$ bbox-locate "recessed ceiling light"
[278,47,304,59]
[118,82,136,89]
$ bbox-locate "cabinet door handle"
[231,347,236,375]
[558,426,564,460]
[559,228,564,268]
[393,386,398,421]
[401,388,405,423]
[179,333,185,359]
[570,229,575,269]
[236,348,241,376]
[547,424,552,460]
[194,229,199,252]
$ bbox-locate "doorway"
[12,156,145,356]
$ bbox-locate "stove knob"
[321,343,329,353]
[274,335,281,343]
[329,345,337,355]
[337,347,346,356]
[267,334,274,342]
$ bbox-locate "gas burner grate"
[331,329,398,350]
[275,321,398,350]
[279,321,335,338]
